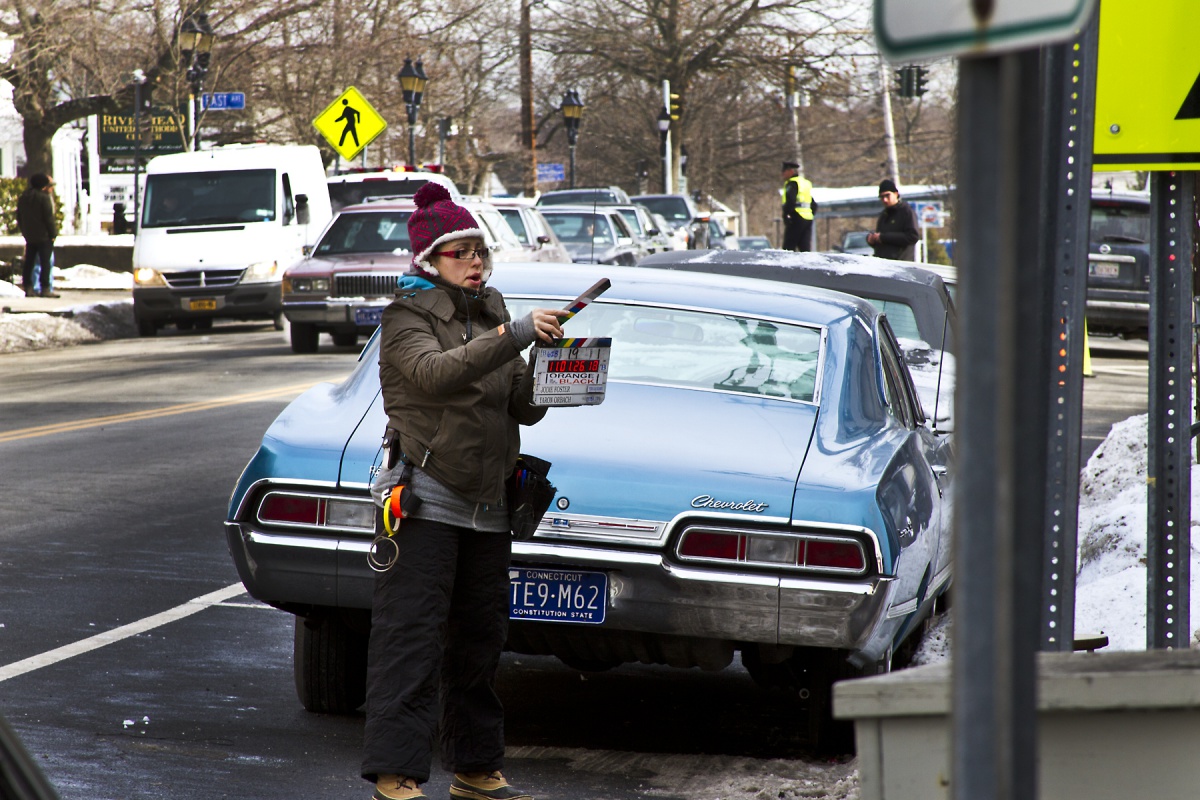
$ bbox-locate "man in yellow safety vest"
[781,161,815,251]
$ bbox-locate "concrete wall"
[0,243,132,280]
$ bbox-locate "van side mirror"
[536,234,551,246]
[296,194,311,225]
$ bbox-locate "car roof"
[486,263,878,330]
[637,249,955,350]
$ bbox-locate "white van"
[132,144,333,336]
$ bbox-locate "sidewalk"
[1,288,132,315]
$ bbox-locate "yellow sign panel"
[1094,0,1200,171]
[313,86,388,162]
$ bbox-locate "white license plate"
[354,306,385,327]
[508,567,607,624]
[1089,261,1120,278]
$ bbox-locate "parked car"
[639,249,957,431]
[326,170,461,212]
[609,203,673,254]
[1086,189,1150,334]
[536,186,631,206]
[738,235,774,251]
[537,206,645,265]
[707,218,739,250]
[280,197,525,353]
[225,263,952,748]
[631,193,709,249]
[487,198,573,263]
[836,230,873,255]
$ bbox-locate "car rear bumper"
[1086,288,1149,331]
[223,521,892,651]
[134,283,281,322]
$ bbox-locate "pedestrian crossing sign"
[313,86,388,162]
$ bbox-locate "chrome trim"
[778,575,884,595]
[255,489,375,535]
[536,508,793,548]
[243,529,341,551]
[674,525,869,577]
[790,519,887,575]
[1087,253,1137,264]
[539,513,665,542]
[886,597,918,619]
[1086,299,1150,311]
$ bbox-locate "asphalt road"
[0,319,1149,799]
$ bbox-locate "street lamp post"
[437,117,453,169]
[657,108,671,194]
[398,58,429,168]
[132,69,147,230]
[560,89,584,189]
[179,12,216,151]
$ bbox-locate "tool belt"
[507,454,556,541]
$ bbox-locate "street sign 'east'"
[202,92,246,111]
[313,87,388,162]
[1093,0,1200,170]
[874,0,1096,61]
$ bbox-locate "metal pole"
[133,79,142,230]
[569,143,577,189]
[1039,16,1098,652]
[1147,170,1195,649]
[407,106,417,167]
[879,57,900,184]
[662,80,673,193]
[952,49,1044,800]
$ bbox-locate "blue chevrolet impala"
[225,263,951,746]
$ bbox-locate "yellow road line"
[0,378,339,443]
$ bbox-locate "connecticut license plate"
[508,567,607,624]
[1089,261,1120,278]
[354,305,385,327]
[188,298,218,311]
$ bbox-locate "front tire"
[294,613,368,714]
[331,330,358,348]
[290,322,319,353]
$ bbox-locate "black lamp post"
[657,108,671,193]
[132,69,147,230]
[561,89,584,189]
[398,58,429,167]
[179,12,216,150]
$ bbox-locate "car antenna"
[932,311,950,435]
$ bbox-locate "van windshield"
[143,169,277,227]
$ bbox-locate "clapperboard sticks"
[559,278,611,324]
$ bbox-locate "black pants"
[361,516,512,784]
[782,218,813,251]
[22,241,53,295]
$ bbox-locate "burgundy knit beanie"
[407,183,489,280]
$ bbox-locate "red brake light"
[259,494,322,525]
[679,531,741,560]
[805,540,866,571]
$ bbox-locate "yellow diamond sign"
[1094,0,1200,171]
[313,86,388,162]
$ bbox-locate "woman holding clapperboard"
[361,183,567,800]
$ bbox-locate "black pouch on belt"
[506,454,556,541]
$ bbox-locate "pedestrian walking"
[362,182,567,800]
[780,161,815,251]
[16,173,59,297]
[866,178,920,261]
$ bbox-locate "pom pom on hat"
[407,182,489,279]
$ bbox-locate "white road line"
[0,583,246,683]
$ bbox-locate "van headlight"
[133,268,166,286]
[242,260,281,284]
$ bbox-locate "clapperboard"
[531,278,612,407]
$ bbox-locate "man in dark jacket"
[16,173,59,297]
[866,178,919,261]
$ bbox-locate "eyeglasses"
[432,247,490,261]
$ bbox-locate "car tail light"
[676,526,869,576]
[256,491,375,534]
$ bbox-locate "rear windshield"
[1091,202,1149,244]
[315,211,413,255]
[635,197,691,222]
[506,299,824,403]
[142,169,276,227]
[329,178,435,212]
[542,212,616,244]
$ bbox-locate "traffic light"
[895,66,929,98]
[669,92,682,121]
[915,67,929,97]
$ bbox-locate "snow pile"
[0,265,135,354]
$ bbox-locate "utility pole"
[519,0,537,197]
[879,56,901,184]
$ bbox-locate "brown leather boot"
[449,771,533,800]
[373,774,426,800]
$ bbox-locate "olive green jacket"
[378,275,546,504]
